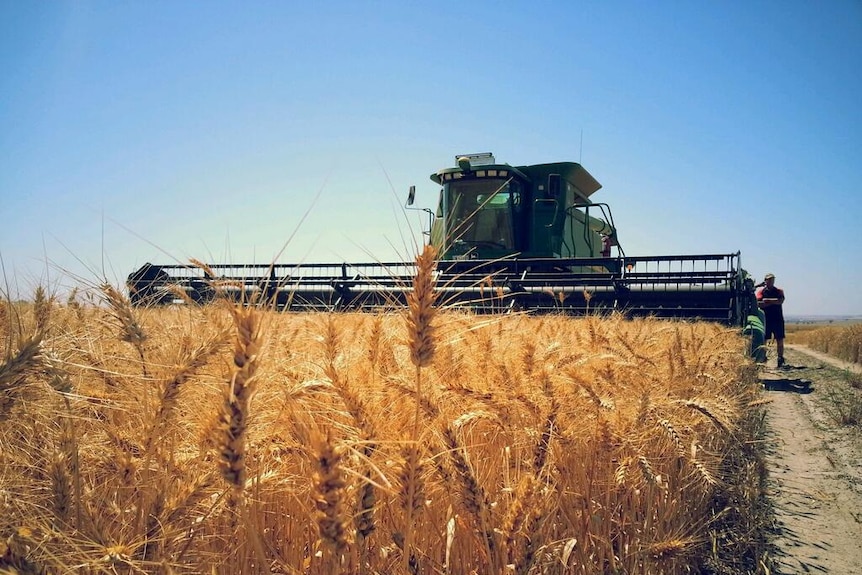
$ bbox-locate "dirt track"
[760,345,862,574]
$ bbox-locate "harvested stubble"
[0,292,771,574]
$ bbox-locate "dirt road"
[760,345,862,574]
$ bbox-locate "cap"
[764,273,775,280]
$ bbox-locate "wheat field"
[787,321,862,365]
[1,260,771,574]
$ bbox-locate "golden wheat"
[0,280,775,574]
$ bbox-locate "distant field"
[786,316,862,326]
[786,320,862,365]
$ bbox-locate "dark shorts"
[765,322,785,340]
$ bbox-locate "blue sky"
[1,1,860,316]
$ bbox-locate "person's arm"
[772,289,786,306]
[758,288,784,307]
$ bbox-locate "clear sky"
[2,1,861,316]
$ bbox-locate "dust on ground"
[759,344,862,574]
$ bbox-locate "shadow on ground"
[761,378,813,393]
[759,364,813,393]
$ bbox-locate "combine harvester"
[127,153,761,332]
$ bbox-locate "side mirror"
[406,185,416,206]
[548,174,561,198]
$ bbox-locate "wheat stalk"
[401,244,439,573]
[441,422,500,572]
[316,314,383,574]
[145,474,218,564]
[146,330,227,457]
[513,484,547,575]
[390,381,440,419]
[393,442,425,573]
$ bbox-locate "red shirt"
[756,285,785,323]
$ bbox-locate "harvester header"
[127,153,759,327]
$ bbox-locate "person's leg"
[764,325,775,361]
[777,338,785,366]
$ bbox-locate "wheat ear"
[0,333,43,414]
[0,299,8,336]
[100,283,148,376]
[647,537,696,562]
[406,244,438,370]
[34,285,52,334]
[366,314,383,384]
[534,371,559,474]
[0,528,49,574]
[1,333,42,389]
[49,448,73,527]
[657,418,687,457]
[310,427,348,563]
[219,306,262,505]
[503,472,542,569]
[680,398,732,433]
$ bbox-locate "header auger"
[127,153,759,326]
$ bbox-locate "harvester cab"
[424,153,620,264]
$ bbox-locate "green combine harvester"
[127,153,761,330]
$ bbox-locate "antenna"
[101,209,106,280]
[579,129,584,164]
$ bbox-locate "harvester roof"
[515,162,602,201]
[430,157,602,203]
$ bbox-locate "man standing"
[757,273,786,367]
